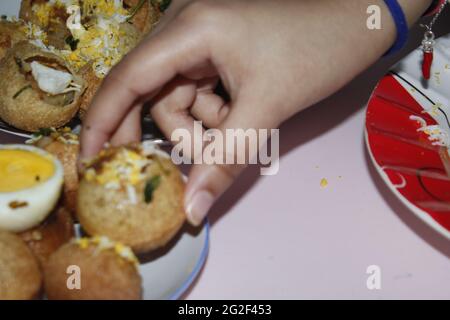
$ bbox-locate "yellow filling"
[25,0,138,78]
[82,0,129,18]
[33,3,51,27]
[0,150,55,192]
[75,236,139,267]
[85,148,150,186]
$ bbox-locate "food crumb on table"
[320,178,328,189]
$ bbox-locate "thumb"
[185,162,245,226]
[184,97,277,226]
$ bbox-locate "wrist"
[381,0,434,55]
[350,0,434,58]
[396,0,435,26]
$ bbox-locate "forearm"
[167,0,432,64]
[277,0,434,114]
[321,0,433,62]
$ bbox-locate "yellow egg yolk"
[0,150,55,192]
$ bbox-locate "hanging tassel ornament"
[422,30,435,80]
[420,0,448,80]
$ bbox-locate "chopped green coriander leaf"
[13,85,32,99]
[151,0,171,12]
[127,0,147,22]
[65,35,80,51]
[144,175,161,203]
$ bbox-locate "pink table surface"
[183,22,450,300]
[1,22,449,300]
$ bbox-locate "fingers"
[150,76,203,160]
[190,92,229,128]
[80,15,211,160]
[184,95,273,226]
[110,103,143,147]
[190,77,230,128]
[77,103,141,167]
[185,163,243,225]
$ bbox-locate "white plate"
[139,223,209,300]
[0,1,209,299]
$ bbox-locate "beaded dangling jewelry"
[421,0,448,80]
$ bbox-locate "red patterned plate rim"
[365,71,450,240]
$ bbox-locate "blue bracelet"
[383,0,409,55]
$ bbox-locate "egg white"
[30,61,73,95]
[0,145,64,232]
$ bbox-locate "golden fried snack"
[31,128,80,214]
[19,1,71,49]
[44,237,142,300]
[77,143,186,253]
[125,0,162,34]
[19,0,41,26]
[20,0,44,27]
[77,22,140,117]
[0,230,42,300]
[19,0,68,29]
[0,42,85,132]
[0,20,27,61]
[78,64,103,120]
[119,21,143,51]
[47,20,72,50]
[19,205,74,266]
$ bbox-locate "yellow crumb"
[320,178,328,189]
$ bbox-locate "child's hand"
[80,0,432,225]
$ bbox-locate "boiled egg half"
[0,144,64,232]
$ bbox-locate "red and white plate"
[365,34,450,239]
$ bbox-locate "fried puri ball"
[19,205,74,266]
[19,0,71,49]
[0,20,27,61]
[20,0,163,37]
[125,0,162,34]
[119,21,143,52]
[19,0,49,27]
[44,236,142,300]
[80,0,161,35]
[19,0,68,28]
[0,42,85,132]
[32,128,80,214]
[77,23,140,118]
[77,143,186,254]
[78,64,103,120]
[0,230,42,300]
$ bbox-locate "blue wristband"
[383,0,409,55]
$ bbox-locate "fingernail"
[185,190,214,226]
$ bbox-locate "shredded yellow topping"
[25,0,139,78]
[82,0,129,19]
[85,147,151,188]
[26,127,79,145]
[74,236,139,267]
[33,3,52,27]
